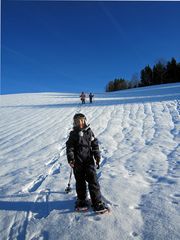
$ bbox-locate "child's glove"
[95,157,100,169]
[69,160,75,168]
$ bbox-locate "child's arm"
[66,131,75,166]
[91,131,101,167]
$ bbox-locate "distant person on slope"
[66,113,108,213]
[89,93,94,103]
[80,92,86,104]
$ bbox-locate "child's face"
[74,118,85,129]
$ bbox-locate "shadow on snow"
[0,191,76,218]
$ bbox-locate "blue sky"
[1,1,180,94]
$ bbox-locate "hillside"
[0,83,180,240]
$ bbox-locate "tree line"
[105,57,180,92]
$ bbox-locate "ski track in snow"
[0,84,180,240]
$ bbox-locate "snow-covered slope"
[0,83,180,240]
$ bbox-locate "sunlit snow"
[0,83,180,240]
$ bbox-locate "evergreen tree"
[105,78,128,92]
[106,80,114,92]
[140,65,153,86]
[177,62,180,82]
[152,62,166,85]
[165,58,179,83]
[114,78,128,91]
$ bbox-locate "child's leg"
[85,165,102,206]
[73,166,87,200]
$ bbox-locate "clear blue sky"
[1,1,180,94]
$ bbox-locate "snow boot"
[93,201,109,214]
[75,199,89,212]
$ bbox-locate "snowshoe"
[75,199,90,212]
[93,201,110,214]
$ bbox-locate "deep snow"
[0,83,180,240]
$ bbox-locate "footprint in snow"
[173,193,180,198]
[27,175,47,192]
[49,164,61,175]
[46,154,60,166]
[130,232,139,237]
[170,193,180,205]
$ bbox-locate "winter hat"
[73,113,86,120]
[73,113,87,127]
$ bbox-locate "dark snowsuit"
[66,126,102,206]
[89,93,94,103]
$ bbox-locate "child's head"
[73,113,87,129]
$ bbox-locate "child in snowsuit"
[66,113,107,212]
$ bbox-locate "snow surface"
[0,83,180,240]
